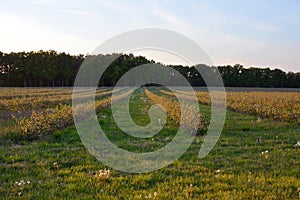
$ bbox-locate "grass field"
[0,88,300,199]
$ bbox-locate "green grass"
[0,89,299,199]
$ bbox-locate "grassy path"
[0,89,299,199]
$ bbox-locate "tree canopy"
[0,50,299,88]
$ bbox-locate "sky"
[0,0,300,72]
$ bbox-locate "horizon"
[1,1,300,72]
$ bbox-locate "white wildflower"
[257,117,262,122]
[261,150,269,158]
[53,162,59,169]
[97,169,110,180]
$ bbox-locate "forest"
[0,50,299,87]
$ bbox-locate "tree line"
[0,50,299,88]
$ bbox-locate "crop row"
[0,89,114,112]
[0,88,73,99]
[163,89,300,124]
[13,89,133,139]
[145,89,208,134]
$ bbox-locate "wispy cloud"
[28,0,57,6]
[66,9,87,16]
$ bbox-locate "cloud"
[28,0,57,6]
[66,9,87,16]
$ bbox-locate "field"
[0,87,300,199]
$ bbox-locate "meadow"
[0,87,299,199]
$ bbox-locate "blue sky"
[1,0,300,71]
